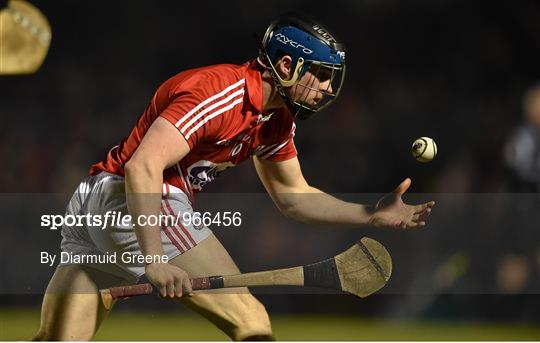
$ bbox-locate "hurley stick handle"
[106,266,305,299]
[108,283,153,299]
[106,277,226,300]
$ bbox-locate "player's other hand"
[145,262,193,298]
[368,178,435,229]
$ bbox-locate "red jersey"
[90,60,297,203]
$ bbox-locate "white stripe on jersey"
[180,88,244,134]
[185,97,244,139]
[175,78,245,128]
[254,144,277,156]
[260,139,290,159]
[259,123,296,159]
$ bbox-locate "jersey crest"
[187,160,236,191]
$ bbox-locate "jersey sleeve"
[257,122,298,162]
[158,75,245,149]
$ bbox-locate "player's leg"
[33,174,131,340]
[32,264,124,341]
[170,234,274,341]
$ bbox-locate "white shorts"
[59,172,212,282]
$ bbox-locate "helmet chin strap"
[263,57,303,115]
[269,57,304,87]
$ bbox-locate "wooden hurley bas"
[101,237,392,310]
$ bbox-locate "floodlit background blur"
[1,0,539,340]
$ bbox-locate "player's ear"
[276,55,293,80]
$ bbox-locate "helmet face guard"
[258,14,346,120]
[293,60,346,119]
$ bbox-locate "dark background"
[1,0,539,325]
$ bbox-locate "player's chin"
[308,98,322,107]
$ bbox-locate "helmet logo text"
[313,25,336,43]
[275,33,313,54]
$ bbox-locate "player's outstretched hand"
[368,178,435,229]
[145,262,193,298]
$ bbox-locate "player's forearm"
[280,186,374,227]
[125,161,164,256]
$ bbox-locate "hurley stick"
[100,237,392,310]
